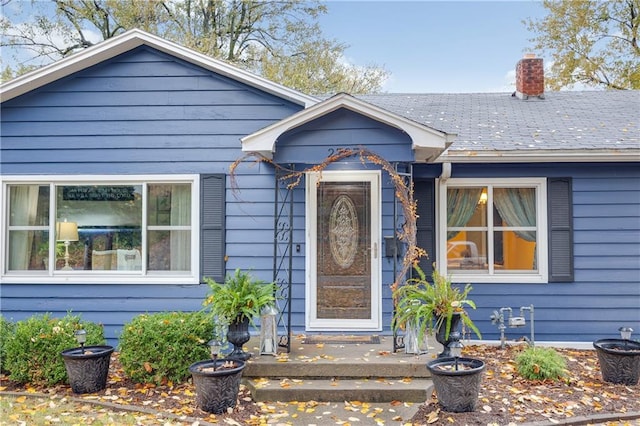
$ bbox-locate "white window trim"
[1,174,200,284]
[436,177,548,284]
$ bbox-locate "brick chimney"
[515,54,544,99]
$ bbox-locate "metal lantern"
[260,305,279,356]
[619,326,634,341]
[404,299,423,355]
[404,319,420,354]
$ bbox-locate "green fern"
[203,269,277,325]
[393,265,481,345]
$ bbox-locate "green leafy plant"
[118,311,214,385]
[203,269,277,324]
[3,313,105,385]
[38,241,65,258]
[516,347,567,381]
[393,265,481,345]
[0,315,15,373]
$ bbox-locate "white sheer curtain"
[494,188,536,242]
[9,185,40,270]
[170,184,191,271]
[447,187,483,239]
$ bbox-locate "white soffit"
[0,29,318,107]
[241,93,455,160]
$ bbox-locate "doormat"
[302,335,381,344]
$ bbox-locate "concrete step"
[243,357,431,379]
[241,335,437,402]
[244,377,433,403]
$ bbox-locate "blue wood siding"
[0,47,300,175]
[2,46,638,345]
[414,162,640,343]
[0,46,302,346]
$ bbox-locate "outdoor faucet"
[520,305,535,346]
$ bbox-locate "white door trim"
[305,170,382,331]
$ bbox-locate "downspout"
[440,162,451,182]
[435,162,451,275]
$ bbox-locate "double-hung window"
[438,178,547,283]
[2,175,200,284]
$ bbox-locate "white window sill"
[448,272,547,284]
[1,273,200,285]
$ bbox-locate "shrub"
[515,346,567,381]
[0,316,15,373]
[3,313,105,385]
[118,311,214,385]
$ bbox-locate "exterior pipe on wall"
[440,162,452,182]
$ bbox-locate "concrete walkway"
[257,399,419,425]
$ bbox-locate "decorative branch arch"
[229,146,426,291]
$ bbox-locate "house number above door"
[329,194,359,269]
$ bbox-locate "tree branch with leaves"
[525,0,640,90]
[1,0,388,92]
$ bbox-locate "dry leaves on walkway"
[410,344,640,425]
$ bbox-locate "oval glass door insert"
[329,194,358,269]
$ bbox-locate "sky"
[2,0,548,94]
[317,1,548,93]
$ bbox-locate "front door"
[306,171,381,330]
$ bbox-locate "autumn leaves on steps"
[241,336,434,403]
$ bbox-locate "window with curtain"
[7,185,50,271]
[3,177,197,280]
[440,178,546,282]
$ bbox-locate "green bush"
[515,346,567,381]
[3,313,105,385]
[0,316,15,373]
[118,311,214,385]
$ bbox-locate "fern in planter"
[393,265,481,346]
[203,269,277,325]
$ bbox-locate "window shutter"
[414,179,436,277]
[547,177,573,282]
[200,174,225,283]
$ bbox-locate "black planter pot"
[593,339,640,385]
[189,359,246,414]
[60,345,114,394]
[227,316,252,361]
[427,357,485,412]
[435,313,462,358]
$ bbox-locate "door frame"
[305,170,382,331]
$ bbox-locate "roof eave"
[436,149,640,163]
[0,29,319,107]
[242,93,454,161]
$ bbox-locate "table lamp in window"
[56,219,78,270]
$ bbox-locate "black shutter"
[200,174,225,283]
[547,177,573,282]
[414,179,436,278]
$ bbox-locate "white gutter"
[437,149,640,163]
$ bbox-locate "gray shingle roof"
[357,91,639,155]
